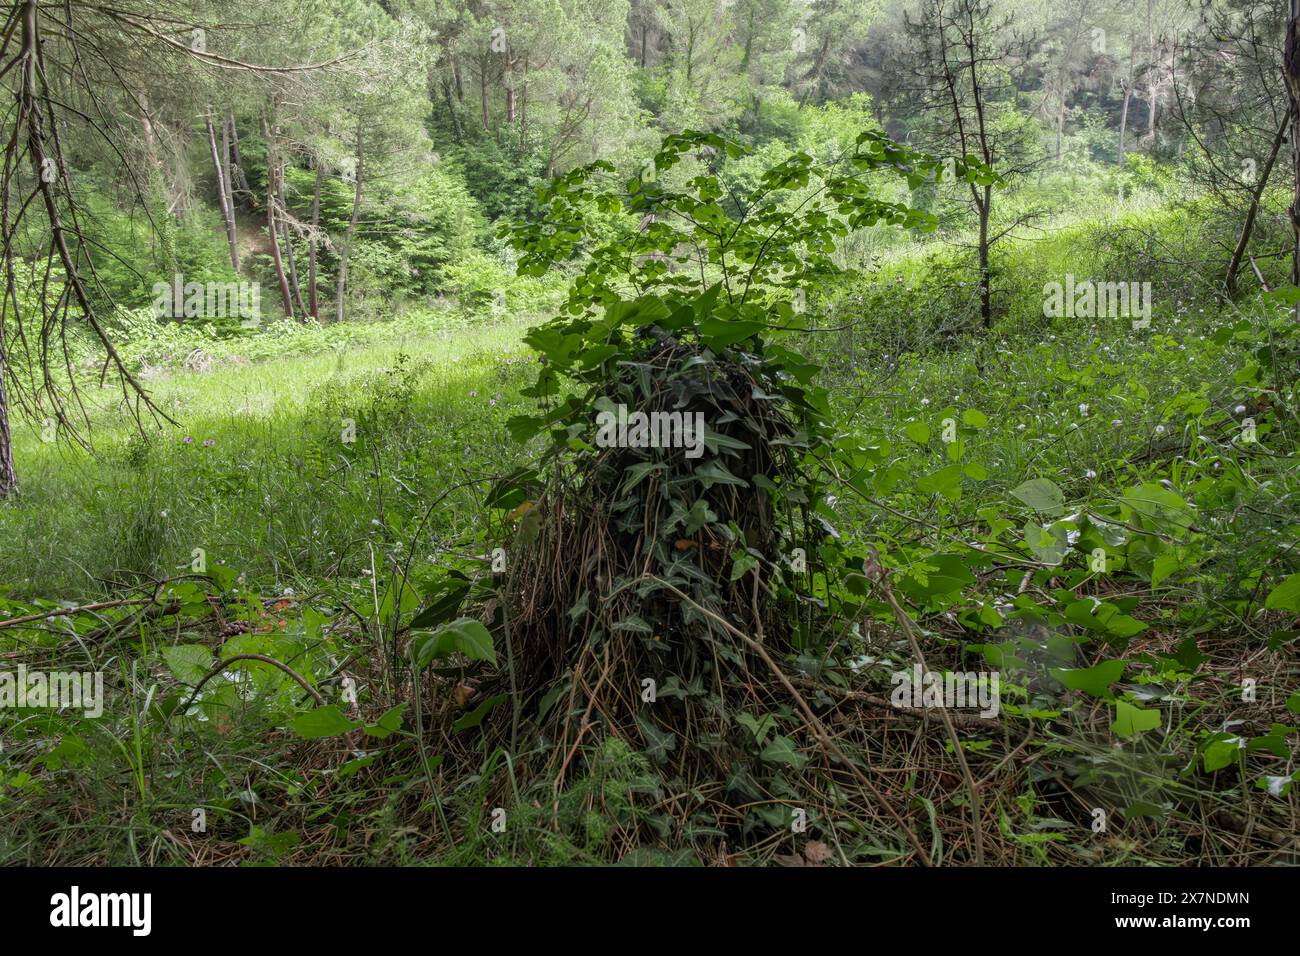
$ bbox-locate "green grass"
[1,316,536,599]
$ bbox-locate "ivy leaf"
[760,735,809,770]
[1112,699,1161,738]
[695,460,748,489]
[636,714,678,764]
[1050,660,1125,698]
[736,712,776,746]
[730,550,760,582]
[363,703,407,740]
[683,498,717,535]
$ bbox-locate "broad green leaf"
[413,617,497,667]
[162,645,214,685]
[1265,573,1300,611]
[291,705,361,739]
[409,578,470,632]
[903,420,931,444]
[916,464,962,501]
[1011,478,1065,517]
[1050,660,1125,698]
[1111,699,1161,738]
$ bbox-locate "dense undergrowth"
[1,153,1298,866]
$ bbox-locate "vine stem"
[178,654,324,715]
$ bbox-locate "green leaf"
[162,645,214,685]
[903,420,931,444]
[683,497,717,535]
[484,468,537,510]
[1010,478,1065,517]
[694,459,748,489]
[699,315,765,348]
[916,464,963,501]
[622,461,666,492]
[1121,482,1194,537]
[363,703,407,739]
[408,579,471,630]
[736,711,776,746]
[760,735,808,770]
[453,694,507,732]
[1065,598,1147,641]
[1050,660,1125,698]
[1202,735,1243,772]
[636,714,678,764]
[1264,573,1300,611]
[1111,699,1161,738]
[898,552,975,601]
[413,617,497,667]
[730,550,760,582]
[291,705,361,739]
[1024,520,1069,565]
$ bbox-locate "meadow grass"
[0,317,536,600]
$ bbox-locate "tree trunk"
[441,79,462,143]
[1226,113,1289,297]
[336,131,363,324]
[309,162,321,319]
[283,220,308,318]
[1118,82,1132,165]
[1285,1,1300,305]
[262,114,293,318]
[277,171,308,317]
[978,187,991,328]
[228,112,252,203]
[519,57,528,154]
[206,109,239,271]
[1055,96,1065,161]
[0,322,17,498]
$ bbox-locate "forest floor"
[2,203,1298,866]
